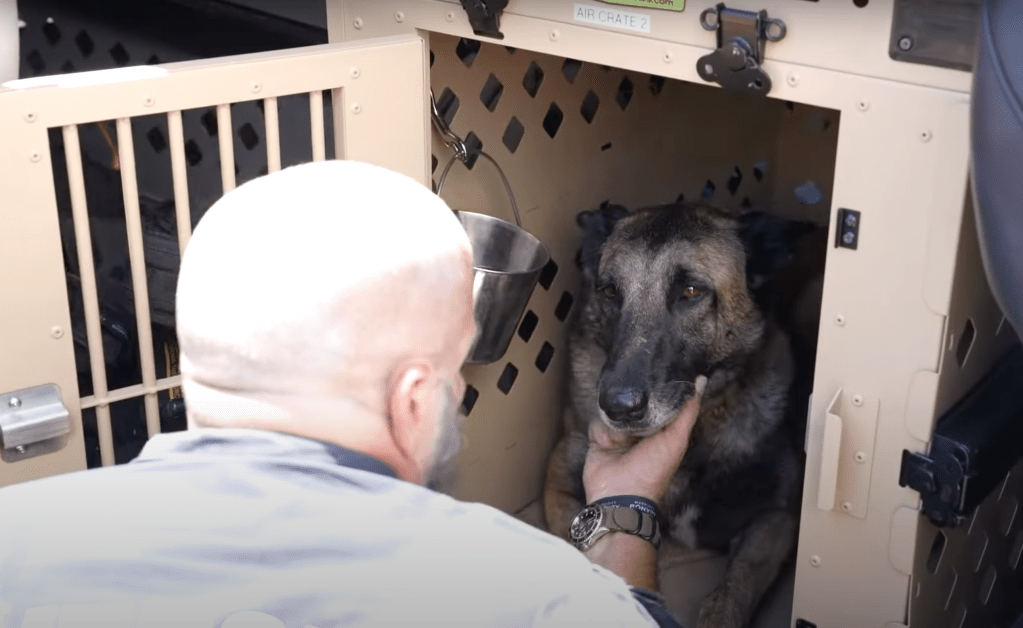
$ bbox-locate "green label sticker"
[596,0,684,11]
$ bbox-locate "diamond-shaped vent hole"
[581,91,600,124]
[649,75,666,96]
[26,50,45,75]
[536,342,555,373]
[464,132,483,170]
[437,88,460,126]
[555,292,575,322]
[497,363,519,395]
[727,167,743,195]
[616,77,635,110]
[543,103,564,139]
[184,140,203,166]
[147,127,167,153]
[538,260,559,290]
[503,117,525,154]
[109,42,130,66]
[75,30,95,57]
[456,37,481,67]
[702,180,716,200]
[518,311,539,342]
[238,123,260,151]
[523,62,545,98]
[201,109,218,137]
[43,21,61,45]
[926,530,947,574]
[563,58,583,83]
[480,74,504,112]
[461,385,479,416]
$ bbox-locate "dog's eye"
[682,286,703,299]
[600,284,617,299]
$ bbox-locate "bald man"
[0,161,703,628]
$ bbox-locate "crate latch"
[0,384,71,463]
[458,0,509,40]
[697,3,786,96]
[899,436,973,528]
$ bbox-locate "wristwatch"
[569,502,661,551]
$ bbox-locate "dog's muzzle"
[598,386,649,423]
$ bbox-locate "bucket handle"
[430,91,523,228]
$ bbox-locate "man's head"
[175,160,476,486]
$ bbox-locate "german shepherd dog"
[544,201,824,628]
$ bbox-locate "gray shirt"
[0,428,673,628]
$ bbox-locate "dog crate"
[1,1,1021,627]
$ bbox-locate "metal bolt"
[842,232,856,245]
[852,395,864,407]
[50,326,64,339]
[15,446,25,454]
[844,213,858,227]
[353,17,364,29]
[251,82,262,93]
[898,36,913,52]
[663,52,674,63]
[550,29,560,41]
[835,314,846,326]
[857,100,870,112]
[446,11,456,21]
[24,112,37,123]
[395,11,404,22]
[352,103,363,114]
[350,68,361,79]
[855,451,867,463]
[8,397,21,408]
[841,502,853,512]
[920,130,932,143]
[810,555,822,567]
[787,72,799,87]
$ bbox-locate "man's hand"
[583,376,707,504]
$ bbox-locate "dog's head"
[576,202,784,435]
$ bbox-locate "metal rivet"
[17,19,26,29]
[857,100,870,112]
[898,36,914,52]
[835,314,846,326]
[350,67,361,79]
[24,112,37,123]
[8,397,21,408]
[15,446,25,454]
[550,29,560,41]
[29,151,41,163]
[352,103,362,114]
[920,130,932,143]
[50,326,64,339]
[855,451,867,463]
[845,213,858,227]
[841,502,853,512]
[852,395,864,407]
[810,555,822,567]
[353,17,364,29]
[447,11,456,21]
[251,82,262,93]
[663,51,673,63]
[395,11,404,22]
[786,72,799,87]
[143,96,155,107]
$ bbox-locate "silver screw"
[8,397,21,408]
[842,232,856,245]
[898,36,913,52]
[15,446,26,454]
[845,213,857,227]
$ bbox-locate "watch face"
[570,505,603,543]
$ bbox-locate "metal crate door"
[0,33,430,487]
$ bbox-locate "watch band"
[592,495,659,520]
[570,502,661,551]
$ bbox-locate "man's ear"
[386,362,435,470]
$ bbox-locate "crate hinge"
[697,3,786,96]
[458,0,508,40]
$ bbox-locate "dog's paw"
[696,585,744,628]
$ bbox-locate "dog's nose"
[599,387,649,422]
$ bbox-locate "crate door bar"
[115,118,161,440]
[62,124,116,468]
[264,97,282,173]
[167,110,192,257]
[217,103,236,193]
[310,90,326,162]
[331,88,346,161]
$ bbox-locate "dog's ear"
[737,211,816,289]
[576,201,630,280]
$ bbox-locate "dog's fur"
[544,201,823,628]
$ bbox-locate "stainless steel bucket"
[456,211,550,365]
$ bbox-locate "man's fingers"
[629,375,707,458]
